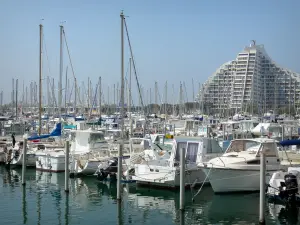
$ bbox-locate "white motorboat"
[69,129,107,176]
[199,138,284,193]
[132,137,223,188]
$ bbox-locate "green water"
[0,166,298,225]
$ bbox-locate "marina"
[1,1,300,224]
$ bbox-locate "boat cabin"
[224,139,278,158]
[70,129,106,154]
[169,137,223,167]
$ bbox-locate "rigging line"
[123,18,146,114]
[62,29,82,105]
[42,33,52,79]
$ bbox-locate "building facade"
[199,41,300,115]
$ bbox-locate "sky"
[1,0,300,105]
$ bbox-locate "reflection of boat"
[268,203,300,224]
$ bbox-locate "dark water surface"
[0,166,299,225]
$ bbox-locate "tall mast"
[98,76,102,119]
[65,66,68,115]
[39,24,43,135]
[12,78,14,107]
[164,81,167,114]
[74,78,77,115]
[87,77,90,110]
[58,25,64,125]
[128,57,132,137]
[15,79,18,119]
[117,10,125,200]
[114,83,116,113]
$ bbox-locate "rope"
[192,167,212,201]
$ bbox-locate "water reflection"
[2,166,300,225]
[269,203,300,225]
[22,185,27,224]
[65,194,69,225]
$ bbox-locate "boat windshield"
[89,133,105,143]
[256,142,277,157]
[226,140,261,153]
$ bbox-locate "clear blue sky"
[1,0,300,105]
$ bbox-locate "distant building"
[199,41,300,115]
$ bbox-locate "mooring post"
[21,138,27,185]
[180,147,185,210]
[174,124,176,136]
[222,124,225,140]
[65,140,70,192]
[180,210,185,225]
[117,143,123,200]
[259,150,266,225]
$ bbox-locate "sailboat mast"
[98,76,102,119]
[58,25,64,125]
[117,10,125,200]
[128,57,132,137]
[65,66,68,115]
[39,24,43,135]
[15,79,18,119]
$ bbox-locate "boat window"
[210,140,223,153]
[257,143,277,157]
[226,140,260,153]
[175,142,187,162]
[226,140,244,153]
[186,143,199,163]
[90,133,105,143]
[245,141,260,152]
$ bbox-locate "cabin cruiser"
[69,129,108,176]
[132,137,223,188]
[198,138,284,193]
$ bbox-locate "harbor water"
[0,166,299,225]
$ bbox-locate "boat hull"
[133,164,206,188]
[201,167,275,193]
[36,154,65,172]
[70,160,100,176]
[10,153,36,167]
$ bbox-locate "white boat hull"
[202,167,275,193]
[71,159,100,176]
[36,154,65,172]
[10,153,36,167]
[133,164,206,188]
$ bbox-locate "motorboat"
[199,138,284,193]
[132,137,224,188]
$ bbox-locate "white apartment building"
[199,41,300,115]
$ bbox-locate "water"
[0,166,299,225]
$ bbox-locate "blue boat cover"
[28,123,61,140]
[279,139,300,146]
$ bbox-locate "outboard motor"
[280,170,299,202]
[96,157,118,181]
